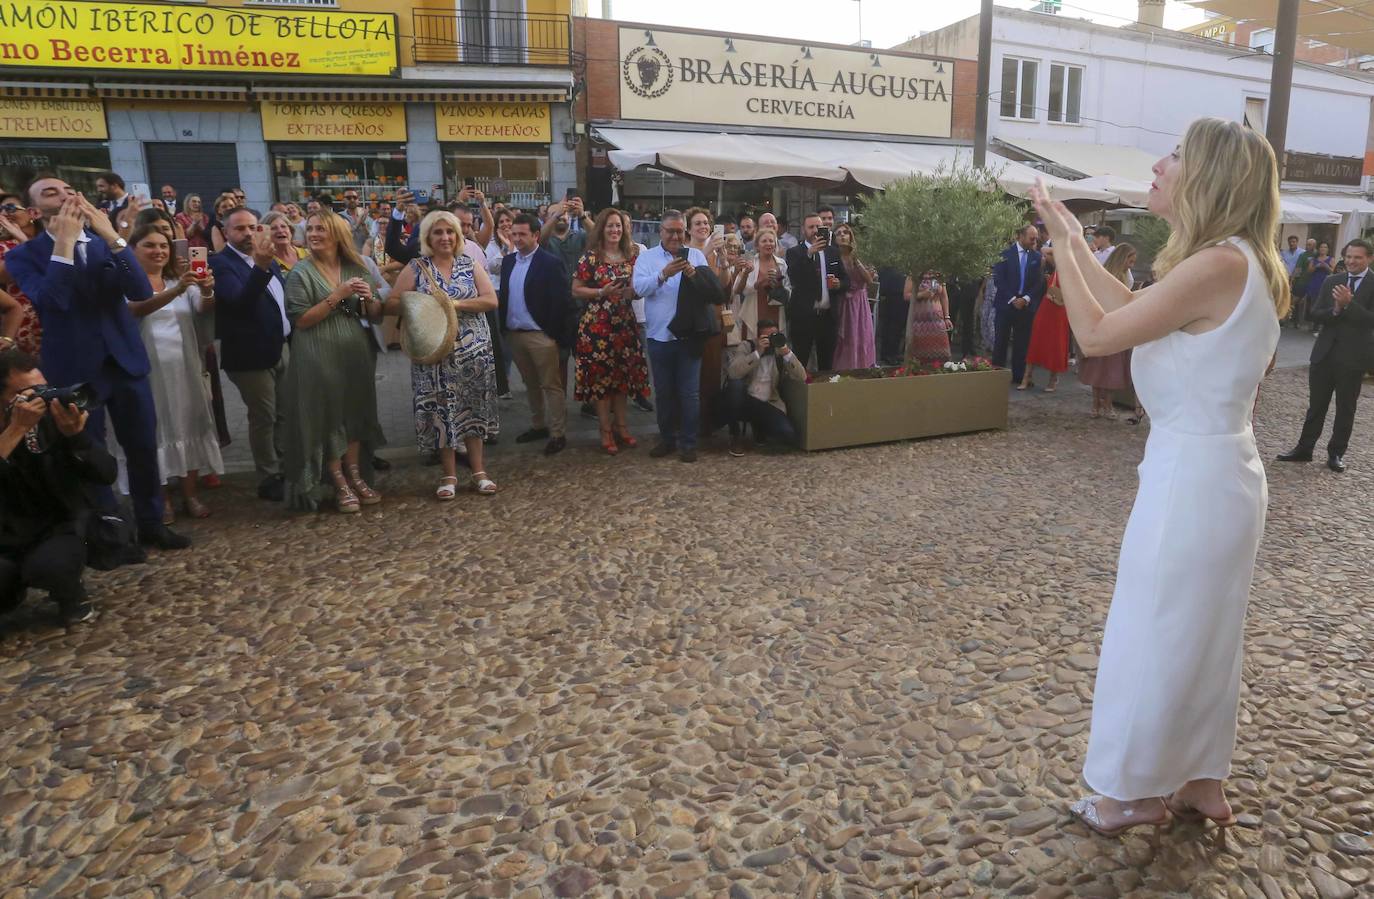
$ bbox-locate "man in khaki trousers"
[498,214,571,455]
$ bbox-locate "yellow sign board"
[0,98,107,140]
[618,27,953,139]
[260,102,406,143]
[434,103,552,143]
[0,0,397,76]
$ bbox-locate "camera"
[30,383,95,411]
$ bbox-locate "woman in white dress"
[1031,117,1289,836]
[126,225,225,522]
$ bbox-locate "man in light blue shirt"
[633,210,710,462]
[1280,234,1303,277]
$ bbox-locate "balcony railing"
[413,10,572,66]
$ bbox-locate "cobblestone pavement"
[2,362,1371,899]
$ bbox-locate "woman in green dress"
[281,210,387,513]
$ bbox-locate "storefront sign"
[0,0,397,76]
[0,98,106,139]
[1284,151,1363,187]
[260,102,406,142]
[435,103,551,143]
[618,27,953,139]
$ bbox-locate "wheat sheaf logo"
[623,45,673,99]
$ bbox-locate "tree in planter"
[859,166,1028,365]
[859,164,1028,285]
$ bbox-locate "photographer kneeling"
[726,319,805,456]
[0,350,115,626]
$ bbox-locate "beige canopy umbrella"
[606,132,847,182]
[1073,175,1153,208]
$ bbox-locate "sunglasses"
[0,204,19,213]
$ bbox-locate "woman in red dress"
[572,208,650,455]
[1022,246,1071,391]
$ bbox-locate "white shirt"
[48,229,92,266]
[748,352,776,404]
[229,245,291,337]
[1092,245,1114,265]
[817,247,831,311]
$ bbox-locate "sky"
[588,0,1210,48]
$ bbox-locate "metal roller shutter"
[144,143,241,209]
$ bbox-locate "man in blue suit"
[991,224,1045,385]
[209,207,290,501]
[5,177,189,549]
[499,213,571,455]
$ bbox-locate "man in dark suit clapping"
[209,207,290,500]
[991,225,1045,385]
[1278,238,1374,473]
[5,177,189,549]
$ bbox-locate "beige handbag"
[399,262,458,365]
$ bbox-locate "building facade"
[0,0,577,211]
[574,17,976,229]
[897,8,1374,245]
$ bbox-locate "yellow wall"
[198,0,573,69]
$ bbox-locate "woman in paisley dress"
[571,208,650,455]
[0,194,40,355]
[386,210,500,500]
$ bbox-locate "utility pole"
[1265,0,1299,172]
[973,0,993,168]
[854,0,863,46]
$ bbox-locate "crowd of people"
[1,166,1369,627]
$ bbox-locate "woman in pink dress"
[1077,243,1137,418]
[832,223,876,369]
[905,270,953,364]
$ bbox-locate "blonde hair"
[1154,117,1291,318]
[418,210,464,258]
[305,210,365,269]
[1103,242,1137,286]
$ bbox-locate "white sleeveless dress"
[1083,237,1280,800]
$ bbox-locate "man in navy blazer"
[991,224,1045,385]
[209,207,290,500]
[5,177,189,549]
[499,213,571,455]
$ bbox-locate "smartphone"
[189,246,208,277]
[712,224,725,240]
[172,238,189,262]
[413,188,430,205]
[565,187,579,201]
[676,247,691,262]
[464,176,476,189]
[129,182,151,204]
[816,226,830,244]
[430,187,445,204]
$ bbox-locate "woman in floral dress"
[385,211,500,500]
[0,194,43,355]
[572,208,650,455]
[904,270,953,364]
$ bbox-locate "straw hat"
[399,290,458,365]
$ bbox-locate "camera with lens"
[29,383,95,411]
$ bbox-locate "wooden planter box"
[780,368,1013,451]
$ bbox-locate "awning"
[1279,197,1342,224]
[1282,192,1374,217]
[996,138,1161,180]
[595,127,1118,202]
[1073,175,1152,208]
[252,86,567,103]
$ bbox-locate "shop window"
[272,147,409,205]
[1048,63,1083,124]
[442,148,550,208]
[1000,57,1037,121]
[0,143,111,201]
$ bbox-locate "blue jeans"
[646,338,702,450]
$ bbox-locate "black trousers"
[485,310,509,396]
[790,307,837,372]
[1298,356,1364,457]
[0,533,87,616]
[950,287,978,358]
[724,378,798,445]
